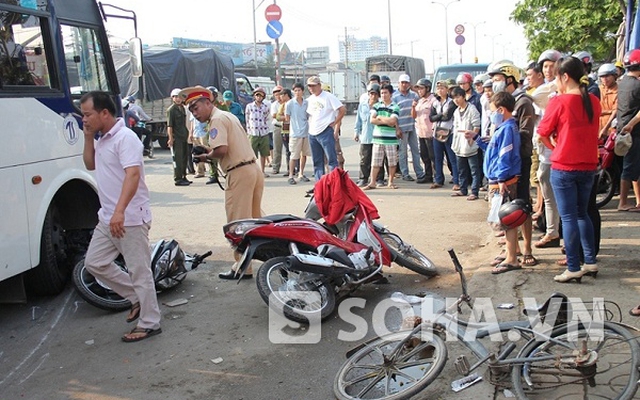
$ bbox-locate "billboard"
[172,37,274,66]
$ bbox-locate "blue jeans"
[432,134,459,186]
[550,169,597,272]
[309,126,338,181]
[399,130,425,178]
[457,153,481,196]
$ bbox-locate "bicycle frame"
[386,248,610,376]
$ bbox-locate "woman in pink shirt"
[538,56,601,283]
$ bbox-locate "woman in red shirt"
[537,56,601,283]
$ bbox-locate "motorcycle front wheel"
[72,258,132,311]
[256,256,336,324]
[380,232,438,277]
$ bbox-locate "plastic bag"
[614,132,632,156]
[488,192,506,230]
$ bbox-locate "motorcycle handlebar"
[190,250,212,270]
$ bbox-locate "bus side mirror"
[129,37,143,78]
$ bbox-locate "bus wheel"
[25,206,70,295]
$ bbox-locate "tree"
[511,0,624,61]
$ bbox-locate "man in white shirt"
[80,91,160,343]
[305,76,346,181]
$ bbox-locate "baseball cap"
[380,75,391,82]
[170,88,181,97]
[369,74,380,82]
[273,85,283,94]
[306,76,321,85]
[222,90,234,101]
[398,74,411,83]
[483,79,493,88]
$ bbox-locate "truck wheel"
[158,136,169,149]
[25,206,70,295]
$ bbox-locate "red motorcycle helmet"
[499,199,532,230]
[624,49,640,68]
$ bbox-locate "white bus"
[0,0,139,297]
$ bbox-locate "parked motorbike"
[596,133,621,208]
[223,197,437,323]
[73,239,211,311]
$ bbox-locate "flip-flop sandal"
[521,254,538,266]
[556,258,568,266]
[628,207,640,212]
[122,327,162,342]
[629,306,640,317]
[490,256,506,266]
[387,184,398,189]
[491,263,522,275]
[363,185,377,191]
[126,302,141,323]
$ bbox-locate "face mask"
[492,80,507,93]
[490,111,504,127]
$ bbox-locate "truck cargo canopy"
[113,47,235,102]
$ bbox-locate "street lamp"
[464,21,485,63]
[431,0,460,64]
[485,33,502,61]
[387,0,393,54]
[252,0,267,70]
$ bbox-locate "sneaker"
[402,175,415,181]
[299,175,310,182]
[288,177,297,185]
[416,175,432,184]
[376,179,387,186]
[356,179,366,187]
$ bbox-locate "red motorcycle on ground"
[223,170,437,323]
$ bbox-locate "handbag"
[434,126,451,143]
[614,132,632,156]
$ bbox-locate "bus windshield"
[61,25,110,96]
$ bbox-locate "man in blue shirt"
[223,90,245,128]
[355,83,381,186]
[285,83,311,184]
[393,74,428,183]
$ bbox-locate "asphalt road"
[1,115,640,400]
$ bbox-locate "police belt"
[226,159,256,173]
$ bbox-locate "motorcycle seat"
[262,214,304,223]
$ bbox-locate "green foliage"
[511,0,623,61]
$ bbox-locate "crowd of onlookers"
[353,50,640,288]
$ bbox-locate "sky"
[102,0,529,72]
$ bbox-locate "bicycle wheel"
[511,321,640,400]
[334,329,448,400]
[380,232,438,277]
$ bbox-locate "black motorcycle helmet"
[415,78,432,91]
[499,199,532,230]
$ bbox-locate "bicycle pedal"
[454,355,470,376]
